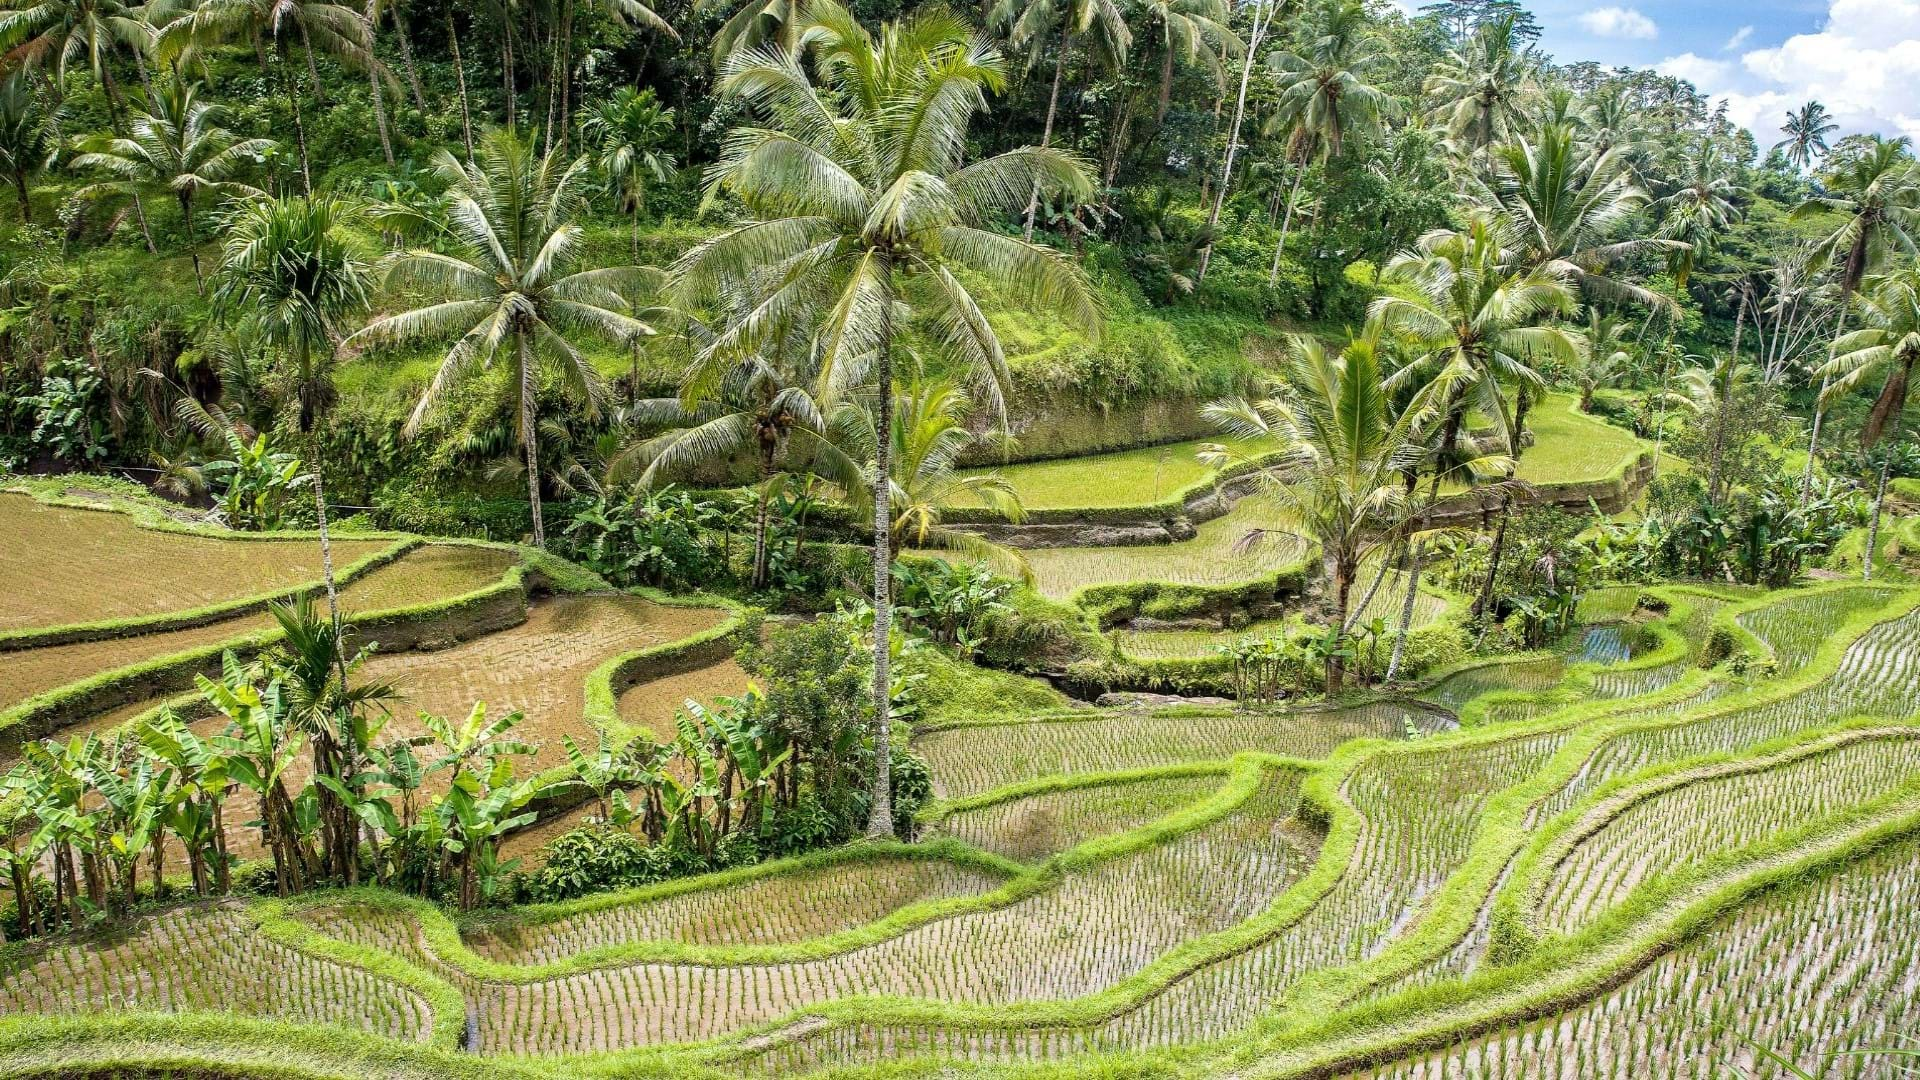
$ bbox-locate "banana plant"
[140,715,235,895]
[431,752,543,910]
[205,672,312,895]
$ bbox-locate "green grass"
[965,438,1259,510]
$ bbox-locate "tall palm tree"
[1192,0,1278,281]
[1480,121,1679,308]
[1202,331,1452,692]
[345,128,654,549]
[71,78,274,289]
[993,0,1128,238]
[0,0,152,110]
[1818,269,1920,579]
[1775,101,1837,173]
[1423,11,1536,152]
[1568,307,1632,412]
[581,86,676,258]
[676,0,1098,836]
[210,193,374,644]
[1654,138,1746,289]
[1792,136,1920,499]
[539,0,676,156]
[0,72,54,222]
[1263,0,1395,280]
[162,0,376,192]
[1137,0,1235,128]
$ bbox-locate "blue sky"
[1451,0,1920,145]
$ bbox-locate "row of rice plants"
[936,774,1226,861]
[1734,586,1901,675]
[745,732,1571,1072]
[1114,570,1449,663]
[470,772,1312,1052]
[1536,604,1920,823]
[914,704,1447,799]
[0,902,435,1041]
[463,857,1006,965]
[1346,838,1920,1079]
[1536,732,1920,934]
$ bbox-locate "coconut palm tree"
[1423,11,1536,152]
[346,128,653,549]
[677,0,1098,836]
[70,78,274,288]
[1263,0,1395,280]
[1792,136,1920,499]
[1775,101,1838,173]
[1480,121,1680,308]
[0,0,152,109]
[1136,0,1235,128]
[210,194,374,644]
[0,72,55,223]
[1818,269,1920,579]
[1568,307,1632,412]
[581,86,676,258]
[161,0,376,193]
[1654,138,1746,289]
[993,0,1128,238]
[1203,330,1459,692]
[852,379,1029,567]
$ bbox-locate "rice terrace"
[5,0,1920,1075]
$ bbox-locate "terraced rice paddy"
[0,902,435,1041]
[964,438,1260,510]
[0,493,393,632]
[0,544,516,711]
[466,855,1008,962]
[1114,568,1449,661]
[1016,494,1312,599]
[10,477,1920,1079]
[915,701,1453,799]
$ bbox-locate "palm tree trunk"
[277,41,315,195]
[1196,0,1272,283]
[1801,300,1852,503]
[1268,162,1305,284]
[752,463,773,590]
[363,8,396,167]
[1155,39,1174,128]
[1328,559,1352,693]
[182,194,203,293]
[518,332,546,547]
[448,12,474,159]
[389,1,428,110]
[1384,539,1419,681]
[1343,544,1394,633]
[502,21,517,131]
[1021,22,1072,242]
[1707,288,1747,505]
[1863,406,1903,581]
[865,258,896,840]
[11,170,28,224]
[1473,492,1514,632]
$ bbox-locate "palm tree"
[162,0,376,193]
[840,379,1031,579]
[1481,121,1680,308]
[210,194,374,641]
[993,0,1128,238]
[1792,136,1920,499]
[1423,12,1536,152]
[1775,101,1838,173]
[539,0,677,156]
[1818,269,1920,579]
[623,286,861,590]
[1653,138,1746,289]
[0,0,152,110]
[1192,0,1278,281]
[676,0,1098,836]
[0,72,54,223]
[1568,307,1632,411]
[1137,0,1235,128]
[1264,0,1395,280]
[346,129,653,549]
[1202,331,1447,692]
[581,86,676,258]
[70,78,274,289]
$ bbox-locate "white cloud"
[1577,6,1659,40]
[1723,25,1753,51]
[1655,52,1731,87]
[1678,0,1920,146]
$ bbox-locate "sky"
[1477,0,1920,147]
